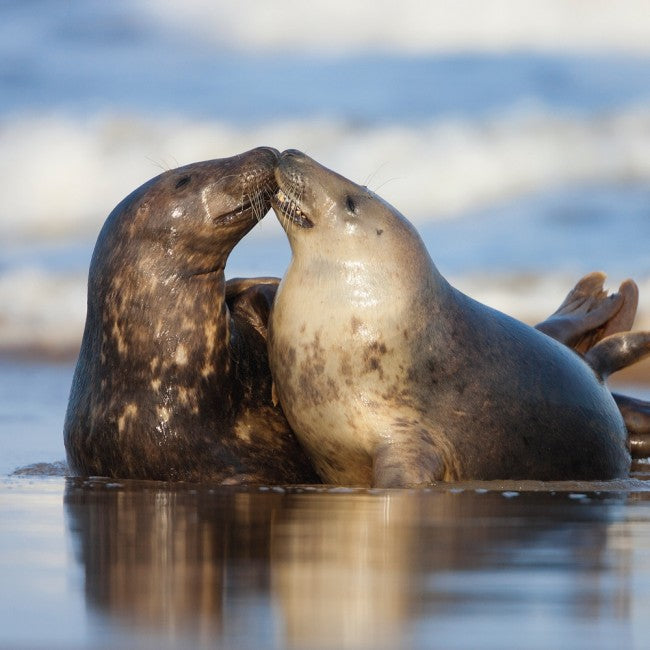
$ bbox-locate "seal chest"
[269,149,631,487]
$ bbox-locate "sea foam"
[2,105,650,243]
[140,0,650,54]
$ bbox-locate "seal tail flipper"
[584,330,650,381]
[535,274,638,353]
[585,329,650,460]
[612,393,650,458]
[597,279,638,341]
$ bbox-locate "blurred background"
[1,0,650,468]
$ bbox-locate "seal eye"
[345,196,357,214]
[175,175,191,190]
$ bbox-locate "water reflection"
[64,480,648,649]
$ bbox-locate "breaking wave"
[3,104,650,242]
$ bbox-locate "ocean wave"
[0,267,86,357]
[139,0,650,54]
[2,105,650,243]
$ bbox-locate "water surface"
[3,475,650,649]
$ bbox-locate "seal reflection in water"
[64,147,318,483]
[269,149,650,487]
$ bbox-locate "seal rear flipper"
[596,279,639,341]
[584,330,650,380]
[612,393,650,459]
[536,273,638,353]
[373,438,456,488]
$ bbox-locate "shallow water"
[2,476,650,650]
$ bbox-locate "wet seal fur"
[268,150,646,487]
[64,147,318,484]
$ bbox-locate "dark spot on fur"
[326,377,340,401]
[339,354,353,377]
[350,317,363,334]
[376,229,383,236]
[368,340,387,355]
[362,339,388,378]
[293,330,339,407]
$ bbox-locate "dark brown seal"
[64,147,318,483]
[268,149,641,487]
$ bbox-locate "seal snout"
[272,150,313,229]
[280,148,306,161]
[211,146,283,228]
[272,188,313,229]
[258,146,280,160]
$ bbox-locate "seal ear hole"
[175,175,192,190]
[345,196,357,214]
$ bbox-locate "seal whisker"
[370,176,402,193]
[362,162,389,189]
[146,156,173,173]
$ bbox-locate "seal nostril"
[175,175,191,190]
[259,146,280,159]
[346,196,357,214]
[282,149,304,160]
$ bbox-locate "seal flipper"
[597,279,639,341]
[373,438,456,488]
[584,331,650,380]
[612,393,650,458]
[225,276,280,302]
[536,273,638,353]
[226,278,280,341]
[584,330,650,460]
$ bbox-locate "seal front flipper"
[226,277,280,341]
[373,436,458,488]
[536,273,638,353]
[225,276,280,302]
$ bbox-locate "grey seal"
[268,149,648,487]
[64,147,318,483]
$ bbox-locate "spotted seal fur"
[64,147,318,483]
